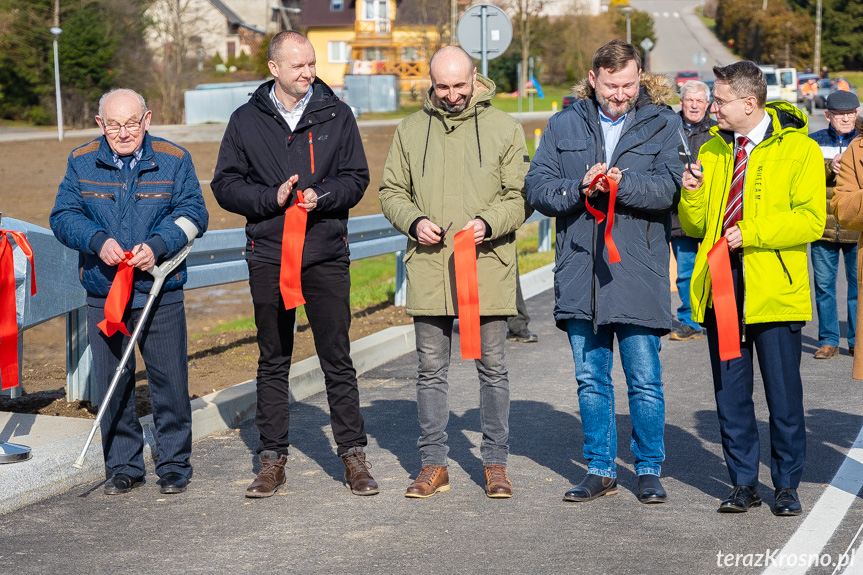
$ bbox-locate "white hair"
[679,80,711,101]
[98,89,147,118]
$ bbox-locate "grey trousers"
[414,316,510,467]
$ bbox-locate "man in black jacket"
[670,80,717,341]
[211,31,378,498]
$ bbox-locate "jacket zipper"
[775,250,793,284]
[309,131,315,174]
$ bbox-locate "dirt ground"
[0,119,548,418]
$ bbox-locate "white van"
[758,66,798,103]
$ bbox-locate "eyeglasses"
[711,96,750,109]
[101,112,147,135]
[828,110,857,119]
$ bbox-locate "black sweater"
[212,78,370,267]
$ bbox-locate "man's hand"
[462,218,487,246]
[415,218,444,245]
[681,160,703,191]
[298,188,319,212]
[277,174,300,207]
[606,166,625,184]
[582,163,608,194]
[128,243,155,271]
[725,225,743,250]
[99,238,126,266]
[832,153,844,174]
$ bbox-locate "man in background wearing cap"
[809,90,860,359]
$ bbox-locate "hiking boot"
[484,465,514,498]
[814,344,839,359]
[245,450,287,498]
[669,325,703,341]
[342,447,379,496]
[405,465,450,498]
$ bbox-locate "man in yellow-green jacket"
[380,46,531,500]
[679,61,825,517]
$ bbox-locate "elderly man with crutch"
[50,88,208,496]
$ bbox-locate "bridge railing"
[0,212,552,402]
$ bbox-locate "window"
[331,0,343,10]
[328,41,350,63]
[363,0,388,20]
[401,47,420,61]
[364,47,385,61]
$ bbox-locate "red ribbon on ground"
[0,230,36,390]
[707,237,742,361]
[453,229,481,360]
[280,190,307,310]
[583,173,621,264]
[98,251,135,337]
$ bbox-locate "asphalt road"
[2,279,862,574]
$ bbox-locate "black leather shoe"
[636,474,667,504]
[563,474,618,502]
[158,472,189,494]
[718,485,761,513]
[104,473,145,495]
[772,488,802,516]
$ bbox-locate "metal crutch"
[73,217,199,470]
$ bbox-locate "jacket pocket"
[557,138,590,153]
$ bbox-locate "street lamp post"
[621,6,633,44]
[50,26,63,142]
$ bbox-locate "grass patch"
[839,71,863,90]
[696,6,716,31]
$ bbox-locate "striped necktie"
[722,135,750,234]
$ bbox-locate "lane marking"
[763,424,863,574]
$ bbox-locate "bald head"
[429,46,477,113]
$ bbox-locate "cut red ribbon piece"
[0,230,37,390]
[280,189,307,310]
[707,237,742,361]
[98,250,135,337]
[583,173,621,263]
[453,229,481,360]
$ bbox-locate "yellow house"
[301,0,454,92]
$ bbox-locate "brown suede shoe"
[814,344,839,359]
[405,465,450,498]
[342,447,379,496]
[245,451,287,498]
[484,465,513,498]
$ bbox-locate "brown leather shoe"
[405,465,450,498]
[484,465,513,498]
[245,451,287,498]
[814,344,839,359]
[342,447,379,496]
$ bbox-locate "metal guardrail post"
[394,250,406,307]
[66,307,92,402]
[538,218,552,253]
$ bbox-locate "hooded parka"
[379,74,531,316]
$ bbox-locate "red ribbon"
[583,173,621,264]
[280,189,307,310]
[707,237,742,361]
[97,251,135,337]
[0,230,36,390]
[453,229,481,360]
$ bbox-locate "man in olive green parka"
[380,46,531,500]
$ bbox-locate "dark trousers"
[248,257,367,457]
[88,300,192,480]
[506,266,530,334]
[703,257,806,489]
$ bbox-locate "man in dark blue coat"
[526,40,683,505]
[211,31,378,498]
[51,88,208,496]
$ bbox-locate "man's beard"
[438,89,473,113]
[596,91,637,119]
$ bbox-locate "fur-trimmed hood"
[571,72,677,107]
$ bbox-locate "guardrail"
[0,212,551,402]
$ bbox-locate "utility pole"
[451,0,457,43]
[51,0,63,142]
[814,0,822,74]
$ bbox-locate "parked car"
[562,94,576,109]
[796,74,857,109]
[675,70,699,88]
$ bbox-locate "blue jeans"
[671,236,700,330]
[414,316,510,467]
[811,240,857,347]
[565,319,665,478]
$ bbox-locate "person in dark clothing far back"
[211,31,378,499]
[670,80,717,342]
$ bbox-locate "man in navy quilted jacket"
[50,88,208,497]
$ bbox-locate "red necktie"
[723,135,750,234]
